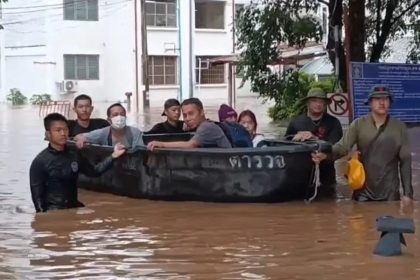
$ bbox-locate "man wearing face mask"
[145,98,185,134]
[75,103,144,150]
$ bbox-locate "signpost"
[351,62,420,123]
[327,92,350,126]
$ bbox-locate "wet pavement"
[1,97,420,279]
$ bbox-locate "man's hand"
[292,131,317,141]
[74,134,86,149]
[147,141,165,151]
[112,143,126,158]
[312,151,327,165]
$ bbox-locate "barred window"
[148,56,177,85]
[64,0,98,21]
[196,56,225,84]
[64,55,99,80]
[146,0,176,27]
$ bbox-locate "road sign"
[328,93,349,116]
[327,92,350,126]
[351,62,420,123]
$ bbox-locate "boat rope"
[305,163,321,203]
[304,145,322,203]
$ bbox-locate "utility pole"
[134,0,139,113]
[140,0,150,112]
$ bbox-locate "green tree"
[7,88,28,105]
[235,0,420,121]
[267,71,334,121]
[30,94,52,105]
[235,0,323,116]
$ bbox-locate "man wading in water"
[312,86,413,204]
[286,88,343,198]
[30,113,126,213]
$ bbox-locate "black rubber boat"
[73,133,331,203]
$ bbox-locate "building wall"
[0,0,249,106]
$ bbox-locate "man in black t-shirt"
[68,94,109,137]
[145,98,184,134]
[286,88,343,198]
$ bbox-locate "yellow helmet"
[346,153,366,190]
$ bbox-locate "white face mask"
[111,115,127,129]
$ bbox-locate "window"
[146,0,176,27]
[64,0,98,21]
[148,56,177,85]
[196,56,225,84]
[64,55,99,80]
[195,1,225,29]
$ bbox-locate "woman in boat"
[145,99,185,134]
[238,110,265,147]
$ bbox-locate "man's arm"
[148,139,199,151]
[399,124,413,199]
[78,144,126,177]
[74,127,108,148]
[29,157,47,213]
[331,120,358,160]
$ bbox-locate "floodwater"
[1,97,420,279]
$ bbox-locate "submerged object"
[72,133,331,203]
[373,216,415,256]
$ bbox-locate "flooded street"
[1,97,420,279]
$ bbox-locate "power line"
[0,0,111,10]
[3,1,130,33]
[1,0,131,26]
[1,0,130,15]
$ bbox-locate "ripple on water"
[1,104,420,279]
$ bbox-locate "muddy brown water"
[1,98,420,279]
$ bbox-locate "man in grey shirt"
[147,98,231,150]
[75,103,144,150]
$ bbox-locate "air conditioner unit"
[63,80,78,93]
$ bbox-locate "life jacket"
[215,122,253,148]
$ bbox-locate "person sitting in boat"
[147,98,232,150]
[75,103,144,150]
[217,104,253,147]
[286,87,343,198]
[68,94,109,137]
[29,113,126,213]
[238,110,265,147]
[145,98,185,134]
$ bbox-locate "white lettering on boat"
[229,155,286,169]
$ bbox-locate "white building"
[0,0,328,110]
[0,0,256,110]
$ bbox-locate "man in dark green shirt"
[313,86,413,203]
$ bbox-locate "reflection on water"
[1,99,420,279]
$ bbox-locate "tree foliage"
[30,94,52,105]
[267,71,334,121]
[7,89,27,105]
[235,0,323,105]
[235,0,420,121]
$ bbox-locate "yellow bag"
[346,153,365,190]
